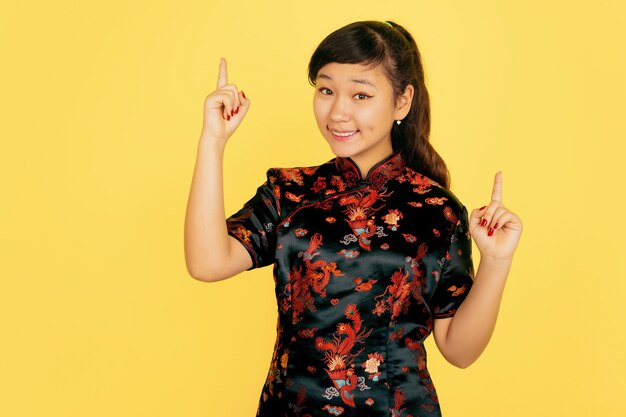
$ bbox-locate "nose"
[329,97,351,122]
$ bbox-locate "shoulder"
[398,166,464,205]
[261,158,338,211]
[394,166,468,226]
[267,159,335,189]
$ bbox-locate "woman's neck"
[350,149,395,178]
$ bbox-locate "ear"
[395,84,414,119]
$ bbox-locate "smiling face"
[312,62,413,176]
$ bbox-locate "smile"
[330,129,359,142]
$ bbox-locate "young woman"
[185,20,522,417]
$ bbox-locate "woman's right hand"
[201,57,250,142]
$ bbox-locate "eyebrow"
[317,73,377,89]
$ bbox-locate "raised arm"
[433,172,523,367]
[184,58,253,282]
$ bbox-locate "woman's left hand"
[469,172,523,261]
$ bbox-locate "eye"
[318,87,332,95]
[354,93,371,100]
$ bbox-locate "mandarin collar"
[335,149,405,188]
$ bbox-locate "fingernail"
[481,219,487,227]
[235,106,239,114]
[494,223,499,229]
[227,115,231,121]
[488,228,494,237]
[479,206,486,210]
[230,109,234,116]
[242,90,246,99]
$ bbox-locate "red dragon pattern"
[225,151,474,417]
[281,233,344,324]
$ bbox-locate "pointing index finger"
[491,171,503,202]
[216,57,228,89]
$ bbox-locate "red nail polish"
[242,90,246,99]
[230,109,234,116]
[488,228,494,237]
[227,115,231,121]
[235,107,239,114]
[479,206,486,210]
[494,223,499,229]
[481,219,487,227]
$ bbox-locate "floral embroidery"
[312,176,327,193]
[330,175,346,192]
[339,189,391,251]
[316,304,372,407]
[277,168,304,185]
[382,209,403,230]
[225,151,474,416]
[361,352,384,381]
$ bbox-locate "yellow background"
[2,1,625,416]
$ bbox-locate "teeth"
[332,130,357,137]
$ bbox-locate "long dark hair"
[308,20,450,188]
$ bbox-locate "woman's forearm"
[435,256,512,368]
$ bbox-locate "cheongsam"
[226,149,474,417]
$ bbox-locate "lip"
[329,128,359,142]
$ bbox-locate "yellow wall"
[2,1,625,416]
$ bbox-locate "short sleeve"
[226,169,280,270]
[431,205,475,319]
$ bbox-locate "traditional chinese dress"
[226,150,474,417]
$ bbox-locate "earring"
[396,120,402,125]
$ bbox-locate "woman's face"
[312,62,412,175]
